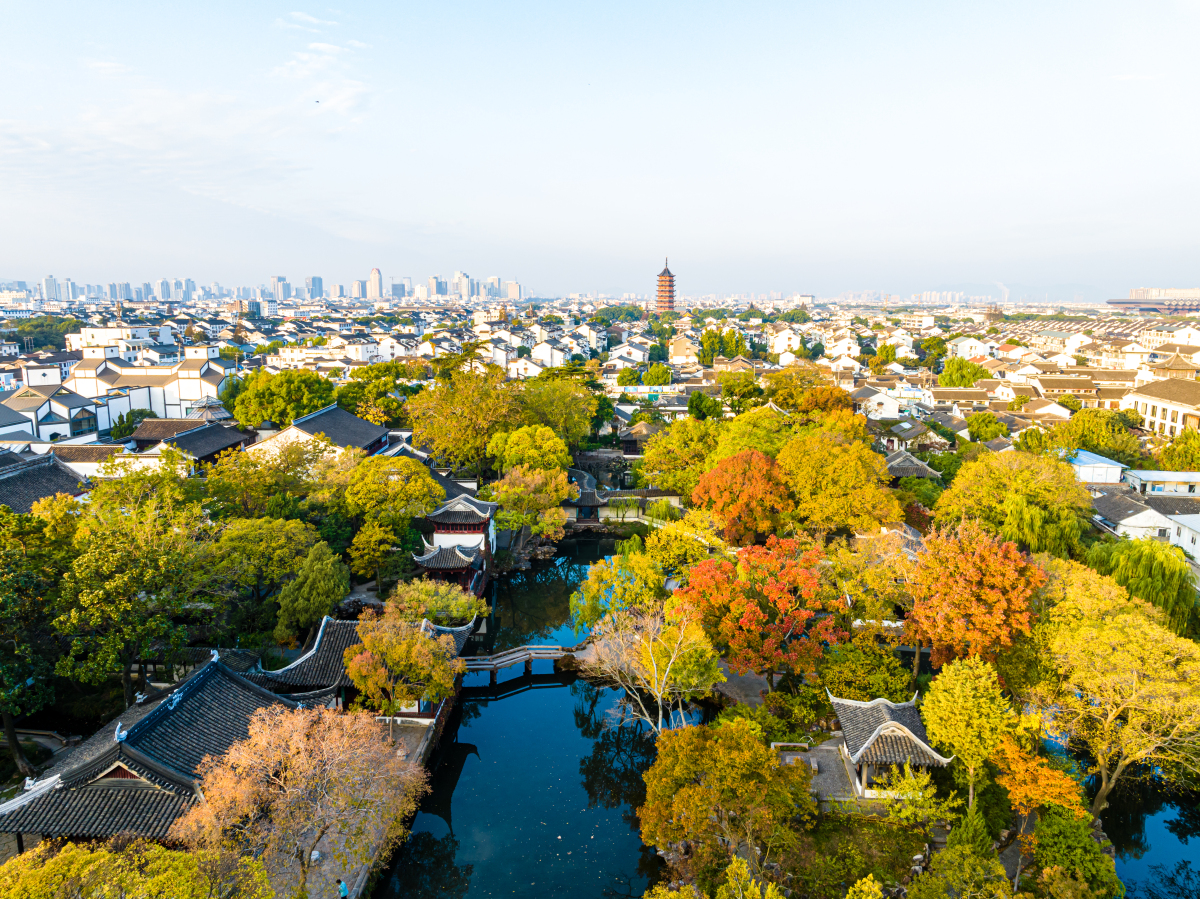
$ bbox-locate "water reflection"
[382,832,474,899]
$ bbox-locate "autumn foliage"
[674,537,841,685]
[691,449,789,545]
[908,520,1045,666]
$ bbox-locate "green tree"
[1058,393,1083,413]
[1050,409,1142,466]
[204,436,331,519]
[388,578,488,625]
[56,500,213,708]
[232,369,336,427]
[709,406,794,462]
[641,417,723,497]
[947,805,994,857]
[933,452,1092,557]
[716,857,786,899]
[939,357,991,387]
[1155,426,1200,470]
[718,371,763,415]
[487,424,571,472]
[617,367,642,387]
[339,455,446,528]
[334,361,420,426]
[1085,537,1196,634]
[492,465,574,551]
[109,409,158,441]
[1034,807,1123,898]
[571,551,666,629]
[214,516,320,605]
[818,643,911,702]
[643,363,672,386]
[521,377,600,447]
[967,411,1008,442]
[1008,395,1031,411]
[908,845,1012,899]
[408,367,522,474]
[688,390,724,420]
[922,657,1012,808]
[274,541,350,644]
[349,519,398,590]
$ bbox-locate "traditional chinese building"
[412,494,498,594]
[656,259,675,314]
[828,693,952,799]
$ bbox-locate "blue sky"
[3,1,1199,299]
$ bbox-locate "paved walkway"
[714,660,769,707]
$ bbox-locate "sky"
[3,1,1200,300]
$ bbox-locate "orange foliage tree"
[690,448,789,545]
[171,706,427,898]
[674,537,841,688]
[908,520,1046,667]
[794,385,853,414]
[992,735,1087,887]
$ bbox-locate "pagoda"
[412,494,498,594]
[656,259,675,314]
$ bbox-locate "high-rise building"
[62,279,78,301]
[367,268,383,299]
[156,279,171,300]
[42,276,59,302]
[352,280,366,298]
[656,259,675,314]
[390,283,406,299]
[142,282,153,301]
[505,281,521,301]
[306,276,323,299]
[270,276,288,301]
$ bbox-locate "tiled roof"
[1092,493,1155,523]
[253,618,362,689]
[830,694,951,767]
[51,445,122,463]
[164,423,249,459]
[426,495,497,524]
[292,405,388,448]
[1143,495,1200,516]
[131,419,208,442]
[0,451,25,468]
[1128,378,1200,407]
[884,450,939,479]
[413,542,482,570]
[0,455,83,513]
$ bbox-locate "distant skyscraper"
[62,278,78,301]
[156,279,171,300]
[367,268,383,299]
[352,280,366,298]
[390,283,406,299]
[505,281,521,301]
[306,276,324,299]
[142,282,154,301]
[42,276,59,302]
[270,276,288,301]
[656,259,675,314]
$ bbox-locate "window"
[1173,410,1179,423]
[1160,528,1169,538]
[70,411,98,437]
[1192,535,1196,546]
[1178,527,1183,536]
[1151,405,1158,417]
[1190,485,1196,494]
[1171,426,1177,437]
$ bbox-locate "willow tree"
[1085,537,1197,634]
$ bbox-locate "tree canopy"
[233,369,336,427]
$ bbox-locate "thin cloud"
[290,11,337,26]
[346,39,370,49]
[85,60,132,75]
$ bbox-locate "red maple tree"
[690,448,789,545]
[674,537,842,687]
[908,520,1046,667]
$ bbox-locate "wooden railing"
[461,645,565,672]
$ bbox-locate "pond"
[1095,776,1199,897]
[373,538,666,899]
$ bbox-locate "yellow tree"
[343,606,465,742]
[487,424,571,472]
[408,367,521,474]
[640,417,723,497]
[776,430,901,534]
[492,464,575,552]
[349,519,398,590]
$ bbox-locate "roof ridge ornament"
[114,721,128,742]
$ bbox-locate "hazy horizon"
[4,2,1199,300]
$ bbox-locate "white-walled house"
[65,345,233,423]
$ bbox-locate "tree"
[349,519,397,589]
[334,361,417,426]
[1085,537,1196,634]
[521,377,599,446]
[761,363,825,412]
[792,385,853,415]
[908,845,1012,899]
[947,805,994,857]
[777,431,901,534]
[907,521,1045,667]
[640,718,815,886]
[617,367,641,387]
[487,424,571,473]
[172,706,428,898]
[571,551,666,629]
[688,390,723,420]
[967,411,1008,442]
[205,436,331,519]
[991,736,1086,889]
[109,408,158,441]
[641,417,723,497]
[232,369,335,427]
[675,537,837,688]
[344,606,465,742]
[0,839,273,899]
[584,601,724,733]
[274,542,351,644]
[1050,409,1142,466]
[1058,393,1082,413]
[644,363,672,386]
[56,500,212,708]
[881,761,964,833]
[846,874,885,899]
[709,406,794,462]
[933,452,1092,558]
[717,857,787,899]
[1155,426,1200,470]
[0,513,60,777]
[818,643,911,702]
[1008,395,1031,411]
[339,455,446,529]
[718,371,763,415]
[692,449,789,545]
[492,465,574,551]
[388,578,488,625]
[214,516,320,606]
[1034,807,1123,898]
[939,357,991,387]
[922,658,1011,808]
[874,343,898,367]
[1035,601,1200,816]
[407,367,521,474]
[643,510,730,580]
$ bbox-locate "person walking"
[336,878,349,898]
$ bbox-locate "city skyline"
[5,3,1200,299]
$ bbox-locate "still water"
[374,539,665,899]
[1097,777,1199,897]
